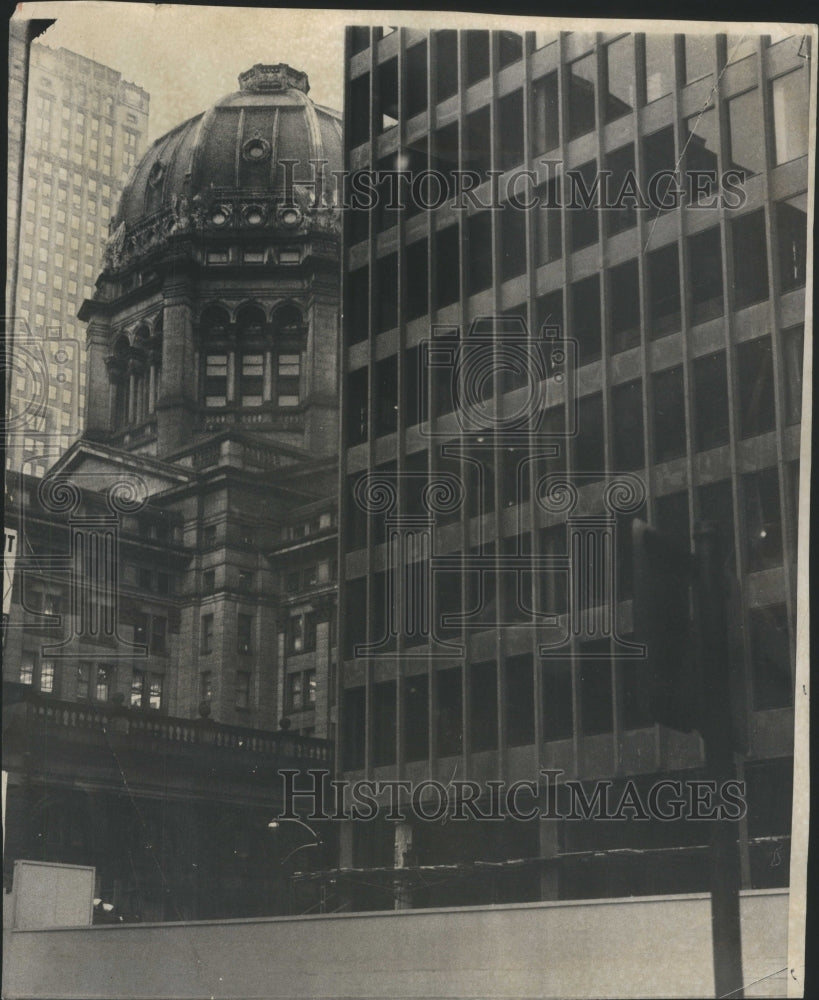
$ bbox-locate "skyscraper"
[7,43,150,477]
[337,27,809,906]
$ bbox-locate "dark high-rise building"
[337,27,809,906]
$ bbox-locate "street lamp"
[268,817,322,866]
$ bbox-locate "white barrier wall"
[3,889,787,1000]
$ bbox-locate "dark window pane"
[372,680,396,766]
[612,379,644,471]
[743,468,783,571]
[732,209,769,309]
[568,160,599,251]
[378,57,399,133]
[574,392,604,478]
[376,253,398,332]
[375,355,398,436]
[435,225,460,308]
[642,126,676,213]
[571,275,601,365]
[622,646,653,729]
[532,72,559,154]
[783,325,804,425]
[568,54,596,140]
[693,352,729,451]
[505,654,535,746]
[777,195,808,292]
[697,480,735,568]
[404,674,429,762]
[750,605,792,709]
[500,203,526,281]
[536,289,563,336]
[542,657,573,741]
[652,366,687,463]
[578,640,613,735]
[540,523,568,616]
[405,41,428,118]
[466,212,493,295]
[346,266,369,345]
[687,226,723,323]
[737,335,775,439]
[349,73,370,147]
[647,243,681,338]
[606,143,637,235]
[535,178,562,265]
[432,122,459,200]
[604,36,634,122]
[655,491,691,549]
[609,259,640,353]
[435,31,459,102]
[471,660,498,751]
[404,344,428,428]
[343,686,366,769]
[684,109,719,205]
[345,366,368,445]
[465,30,490,86]
[498,31,523,68]
[498,89,524,172]
[464,105,491,182]
[406,237,429,320]
[436,667,463,756]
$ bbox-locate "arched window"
[236,302,266,334]
[200,303,230,333]
[132,326,150,424]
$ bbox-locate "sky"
[16,4,801,145]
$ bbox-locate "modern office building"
[336,27,809,906]
[6,43,150,477]
[3,63,342,919]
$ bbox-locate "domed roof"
[114,64,342,231]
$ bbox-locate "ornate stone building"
[3,64,342,920]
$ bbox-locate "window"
[655,491,691,550]
[604,36,634,122]
[683,109,719,204]
[19,652,35,686]
[470,660,498,752]
[404,675,429,762]
[505,654,535,746]
[783,325,804,425]
[647,243,681,337]
[652,366,687,463]
[343,687,366,770]
[687,226,723,323]
[287,671,304,710]
[737,336,775,439]
[500,200,526,281]
[77,662,91,700]
[743,468,783,571]
[684,35,713,82]
[237,613,253,654]
[403,41,428,119]
[568,54,596,139]
[728,90,763,176]
[95,666,111,702]
[235,671,251,710]
[200,671,213,703]
[238,570,253,593]
[345,366,368,445]
[532,72,559,155]
[435,224,460,309]
[205,354,228,406]
[378,57,398,132]
[606,144,637,235]
[464,105,491,183]
[436,667,462,756]
[375,355,398,436]
[535,178,562,265]
[571,275,601,364]
[612,379,644,471]
[466,212,493,295]
[498,89,524,172]
[277,353,300,406]
[306,669,317,706]
[693,351,729,451]
[573,393,604,478]
[150,616,166,655]
[732,210,769,308]
[609,259,640,353]
[240,354,264,406]
[777,195,808,292]
[130,669,162,710]
[465,30,490,86]
[568,160,599,251]
[643,34,674,103]
[578,640,613,735]
[750,605,792,709]
[435,31,458,102]
[771,70,809,165]
[698,480,735,568]
[201,613,214,654]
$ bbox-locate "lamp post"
[268,817,324,912]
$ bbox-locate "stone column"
[155,279,196,456]
[84,316,113,439]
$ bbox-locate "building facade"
[3,64,342,920]
[7,43,150,477]
[336,27,809,906]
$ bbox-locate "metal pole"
[694,523,744,999]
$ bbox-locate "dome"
[113,64,342,232]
